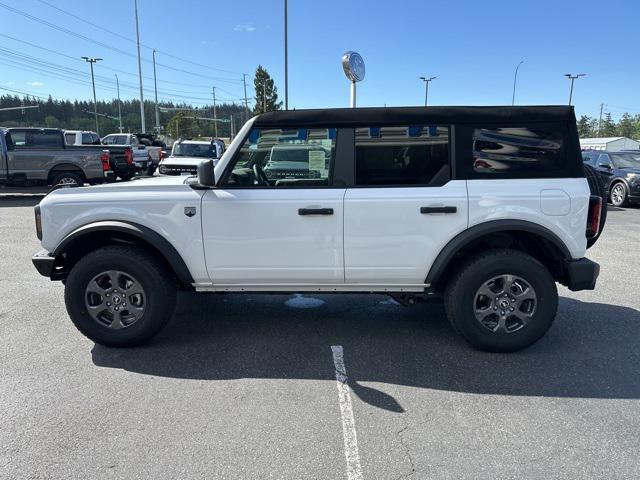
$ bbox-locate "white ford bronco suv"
[32,106,604,352]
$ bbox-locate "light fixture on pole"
[565,73,586,105]
[511,61,524,106]
[115,74,123,133]
[419,76,436,106]
[342,51,365,108]
[81,56,102,135]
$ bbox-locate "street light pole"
[115,74,123,133]
[81,56,102,135]
[134,0,146,133]
[419,76,436,106]
[212,86,218,138]
[152,48,160,133]
[263,82,266,113]
[284,0,288,110]
[511,60,524,106]
[242,73,249,118]
[565,73,586,106]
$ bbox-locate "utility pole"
[134,0,146,133]
[81,56,102,135]
[511,60,524,106]
[284,0,288,110]
[565,73,586,106]
[419,76,436,106]
[115,74,123,133]
[598,103,604,136]
[212,86,218,138]
[263,82,267,113]
[242,73,249,116]
[230,114,234,139]
[152,48,160,133]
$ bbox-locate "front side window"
[355,125,450,186]
[221,127,336,187]
[473,126,565,174]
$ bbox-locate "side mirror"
[197,159,216,186]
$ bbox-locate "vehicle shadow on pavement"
[0,197,43,208]
[91,293,640,412]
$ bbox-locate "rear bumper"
[565,258,600,291]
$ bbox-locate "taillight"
[159,150,165,161]
[586,195,602,238]
[100,151,110,172]
[34,205,42,240]
[124,148,133,165]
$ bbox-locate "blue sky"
[0,0,638,119]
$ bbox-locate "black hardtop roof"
[254,105,575,128]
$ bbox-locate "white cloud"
[27,81,44,87]
[5,81,14,86]
[234,23,256,32]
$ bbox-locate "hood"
[44,174,192,199]
[162,156,213,165]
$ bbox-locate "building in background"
[580,137,640,151]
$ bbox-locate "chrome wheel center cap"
[112,295,122,305]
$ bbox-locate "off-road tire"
[444,249,558,353]
[64,245,176,347]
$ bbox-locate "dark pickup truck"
[0,128,135,186]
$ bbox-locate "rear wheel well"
[57,230,189,290]
[430,230,568,292]
[47,165,85,184]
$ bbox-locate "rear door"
[201,126,346,286]
[343,125,468,286]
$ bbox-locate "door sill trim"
[192,282,429,293]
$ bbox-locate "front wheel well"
[55,230,191,290]
[47,165,85,184]
[429,230,569,292]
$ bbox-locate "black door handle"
[298,208,334,216]
[420,206,457,214]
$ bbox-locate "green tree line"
[0,94,249,138]
[577,112,640,139]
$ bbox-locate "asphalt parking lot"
[1,197,639,480]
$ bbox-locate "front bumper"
[565,258,600,291]
[32,249,56,277]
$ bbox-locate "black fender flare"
[425,219,572,285]
[53,220,194,284]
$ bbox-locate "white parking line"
[331,345,364,480]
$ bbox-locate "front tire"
[64,245,176,347]
[444,249,558,352]
[610,182,628,207]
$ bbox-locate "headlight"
[34,205,42,240]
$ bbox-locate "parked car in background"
[582,150,640,206]
[0,127,112,186]
[133,133,165,167]
[158,138,223,175]
[101,133,153,174]
[64,130,101,146]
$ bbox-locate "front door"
[344,125,468,286]
[201,126,345,286]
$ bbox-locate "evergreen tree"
[253,65,282,114]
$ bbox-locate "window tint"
[65,133,76,145]
[222,128,336,187]
[81,133,94,144]
[11,130,62,148]
[355,126,450,186]
[9,130,26,146]
[473,126,565,174]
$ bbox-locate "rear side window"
[65,133,76,145]
[472,126,565,174]
[11,130,62,148]
[355,126,450,186]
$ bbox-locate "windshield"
[611,153,640,168]
[172,143,215,158]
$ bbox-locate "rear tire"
[64,245,176,347]
[51,172,83,187]
[444,249,558,352]
[118,173,134,181]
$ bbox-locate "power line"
[0,2,246,84]
[34,0,246,76]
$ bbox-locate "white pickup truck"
[32,106,604,352]
[101,133,152,173]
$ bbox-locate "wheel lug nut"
[106,293,110,297]
[494,306,497,310]
[501,311,505,315]
[106,302,111,306]
[115,306,119,311]
[510,307,514,311]
[511,298,515,302]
